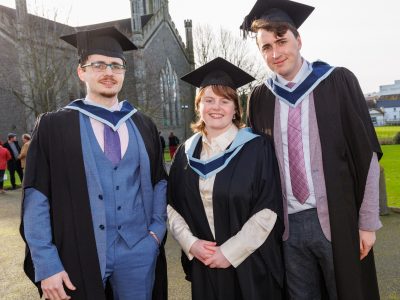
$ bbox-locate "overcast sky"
[1,0,399,93]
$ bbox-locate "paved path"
[0,189,398,299]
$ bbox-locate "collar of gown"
[185,127,259,179]
[264,60,335,107]
[65,99,137,131]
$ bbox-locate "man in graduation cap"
[242,1,382,299]
[168,57,285,299]
[20,27,168,300]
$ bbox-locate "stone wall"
[141,22,194,141]
[0,9,26,141]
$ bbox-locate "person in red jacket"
[0,141,12,193]
[168,132,180,159]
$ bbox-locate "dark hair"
[251,19,299,38]
[79,55,89,66]
[79,54,126,67]
[191,85,244,135]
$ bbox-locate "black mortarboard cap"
[180,57,255,90]
[241,0,314,32]
[60,27,137,62]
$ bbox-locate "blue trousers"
[283,208,338,300]
[103,234,159,300]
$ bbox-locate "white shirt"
[84,98,129,158]
[277,60,317,214]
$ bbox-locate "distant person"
[168,132,179,159]
[159,131,166,154]
[168,58,285,299]
[0,141,12,194]
[3,133,23,189]
[18,133,31,171]
[242,0,382,299]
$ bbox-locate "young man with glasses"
[20,27,167,300]
[242,0,382,299]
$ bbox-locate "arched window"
[159,71,169,126]
[160,59,180,126]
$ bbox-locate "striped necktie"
[287,82,310,204]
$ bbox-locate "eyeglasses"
[81,62,126,74]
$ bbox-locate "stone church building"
[0,0,195,142]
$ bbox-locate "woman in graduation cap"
[167,57,285,299]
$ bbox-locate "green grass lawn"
[381,144,400,207]
[375,126,400,142]
[2,170,22,189]
[164,150,172,162]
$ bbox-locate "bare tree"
[1,4,80,126]
[193,24,270,119]
[193,24,215,66]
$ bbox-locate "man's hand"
[359,230,376,260]
[41,271,76,300]
[204,247,231,269]
[149,231,160,245]
[189,240,217,264]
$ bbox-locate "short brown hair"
[251,19,299,38]
[191,85,244,135]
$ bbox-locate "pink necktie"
[287,82,310,204]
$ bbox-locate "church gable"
[125,0,194,139]
[126,22,193,129]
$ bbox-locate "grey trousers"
[283,208,338,300]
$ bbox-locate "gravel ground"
[0,189,398,299]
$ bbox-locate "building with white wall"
[375,100,400,125]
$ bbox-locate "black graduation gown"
[247,67,382,300]
[168,134,285,300]
[20,108,168,300]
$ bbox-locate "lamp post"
[181,104,189,140]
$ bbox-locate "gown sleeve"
[220,208,277,267]
[23,188,64,282]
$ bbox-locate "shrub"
[380,138,394,145]
[393,132,400,144]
